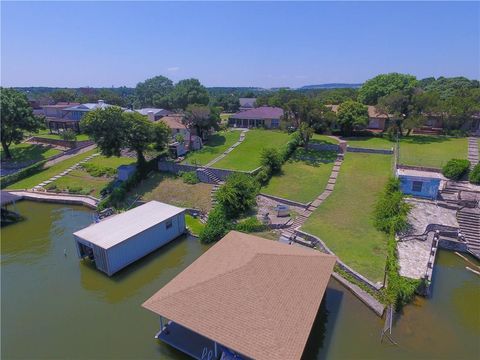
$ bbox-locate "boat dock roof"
[142,231,336,360]
[73,201,184,249]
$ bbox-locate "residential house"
[229,106,284,128]
[161,114,202,151]
[135,108,172,121]
[239,97,257,111]
[327,104,389,132]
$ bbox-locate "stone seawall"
[307,143,341,152]
[347,146,393,155]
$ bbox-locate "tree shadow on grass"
[290,148,337,167]
[1,144,53,164]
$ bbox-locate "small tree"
[260,148,283,174]
[61,129,77,142]
[337,100,369,135]
[298,122,314,148]
[1,88,43,159]
[199,206,230,244]
[123,111,154,168]
[184,104,220,139]
[153,121,171,151]
[215,173,259,218]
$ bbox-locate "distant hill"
[299,83,362,90]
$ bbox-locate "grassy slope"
[1,143,61,164]
[182,131,240,166]
[6,149,98,190]
[302,152,392,282]
[311,134,339,145]
[214,129,291,171]
[186,214,205,236]
[126,172,213,213]
[262,149,337,203]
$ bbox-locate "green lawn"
[46,156,135,197]
[6,148,98,190]
[302,152,392,282]
[311,134,339,145]
[345,135,468,168]
[214,129,292,171]
[32,130,90,141]
[186,214,205,236]
[125,172,213,213]
[182,130,240,166]
[1,143,61,164]
[261,149,337,203]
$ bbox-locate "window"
[166,219,173,229]
[412,181,423,192]
[271,119,280,128]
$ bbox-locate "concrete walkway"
[467,137,479,167]
[204,129,248,168]
[7,190,99,208]
[33,152,100,191]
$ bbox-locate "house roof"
[73,201,184,249]
[63,101,115,112]
[161,114,187,129]
[135,108,171,117]
[42,102,80,109]
[239,97,257,108]
[142,231,336,360]
[397,168,446,180]
[326,104,388,119]
[231,106,284,120]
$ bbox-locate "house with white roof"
[135,108,172,121]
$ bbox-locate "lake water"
[2,201,479,359]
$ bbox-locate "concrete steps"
[457,208,480,258]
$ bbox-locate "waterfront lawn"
[186,214,205,236]
[181,130,240,166]
[262,149,337,203]
[301,152,392,282]
[126,172,213,212]
[47,156,135,197]
[311,134,339,145]
[32,129,91,141]
[1,143,61,164]
[214,129,292,171]
[344,136,393,150]
[6,148,98,190]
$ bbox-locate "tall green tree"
[215,173,259,218]
[1,88,43,159]
[298,122,314,148]
[50,89,76,103]
[122,112,154,167]
[358,73,418,105]
[336,100,369,135]
[135,75,174,107]
[169,78,209,109]
[184,104,220,139]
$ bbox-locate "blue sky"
[1,1,479,88]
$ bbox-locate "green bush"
[282,132,301,161]
[180,171,199,184]
[81,163,116,177]
[215,173,259,218]
[235,217,266,233]
[45,183,58,191]
[260,148,283,174]
[255,168,271,186]
[199,206,231,244]
[442,159,470,180]
[469,163,480,184]
[373,178,411,234]
[61,129,77,141]
[1,159,47,189]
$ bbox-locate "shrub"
[282,132,302,161]
[469,163,480,185]
[199,206,230,244]
[45,183,58,191]
[442,159,470,180]
[260,148,283,174]
[81,163,116,177]
[235,217,266,233]
[215,173,259,218]
[180,171,199,184]
[255,168,271,186]
[373,178,411,234]
[61,129,77,141]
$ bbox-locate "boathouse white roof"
[73,201,184,249]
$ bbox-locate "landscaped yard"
[214,129,292,171]
[182,130,240,166]
[345,135,468,168]
[31,129,91,141]
[46,155,135,197]
[1,143,61,165]
[125,172,213,212]
[6,148,98,190]
[301,152,392,282]
[261,148,337,203]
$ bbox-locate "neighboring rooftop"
[73,201,184,249]
[239,97,257,108]
[63,100,115,112]
[135,108,171,116]
[161,114,187,129]
[327,104,388,119]
[231,106,284,120]
[142,230,336,360]
[42,102,80,109]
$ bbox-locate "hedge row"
[0,160,48,189]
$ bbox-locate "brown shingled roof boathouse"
[142,231,336,360]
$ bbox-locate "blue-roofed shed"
[397,169,445,200]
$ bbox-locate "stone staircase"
[457,207,480,259]
[468,137,479,167]
[439,181,473,206]
[202,168,222,184]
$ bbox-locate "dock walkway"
[7,190,99,209]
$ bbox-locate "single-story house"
[397,168,446,200]
[135,108,172,121]
[229,106,284,128]
[161,114,202,151]
[327,104,389,131]
[142,230,336,360]
[44,100,117,133]
[239,97,257,111]
[73,201,186,276]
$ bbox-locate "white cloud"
[167,66,180,72]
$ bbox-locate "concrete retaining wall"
[347,146,393,155]
[307,143,341,152]
[258,193,309,208]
